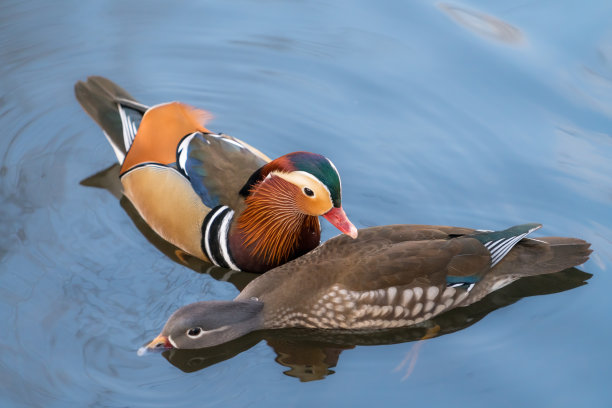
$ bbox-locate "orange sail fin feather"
[120,102,212,173]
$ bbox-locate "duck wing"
[178,132,270,209]
[76,76,271,210]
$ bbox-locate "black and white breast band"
[201,205,240,271]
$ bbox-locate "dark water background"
[1,0,611,406]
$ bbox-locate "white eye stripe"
[270,170,332,199]
[294,171,330,195]
[184,325,230,340]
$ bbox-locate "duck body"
[143,223,591,350]
[75,77,357,273]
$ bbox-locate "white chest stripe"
[203,207,225,265]
[202,206,240,271]
[218,209,240,271]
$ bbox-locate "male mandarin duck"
[75,76,357,273]
[140,223,591,351]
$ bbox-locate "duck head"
[239,151,357,238]
[231,152,356,272]
[139,300,264,353]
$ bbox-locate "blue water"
[1,0,611,406]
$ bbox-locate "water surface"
[1,0,611,407]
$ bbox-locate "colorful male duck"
[75,77,357,273]
[139,223,591,351]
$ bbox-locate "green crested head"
[284,151,342,207]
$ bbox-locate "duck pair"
[75,77,592,352]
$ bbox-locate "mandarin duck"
[140,223,591,351]
[75,76,357,273]
[160,267,591,375]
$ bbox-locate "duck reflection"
[82,166,592,382]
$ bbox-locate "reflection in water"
[83,164,592,381]
[438,3,524,45]
[268,338,352,381]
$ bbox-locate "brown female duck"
[75,77,357,273]
[140,223,591,351]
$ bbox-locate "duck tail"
[525,237,591,274]
[492,236,592,278]
[75,76,148,164]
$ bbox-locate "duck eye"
[303,187,314,197]
[186,327,203,338]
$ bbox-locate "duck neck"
[230,177,321,273]
[214,300,265,343]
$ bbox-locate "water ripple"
[0,0,610,406]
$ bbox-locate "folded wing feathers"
[483,224,542,267]
[117,102,143,159]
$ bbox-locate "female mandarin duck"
[141,223,591,351]
[75,77,357,273]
